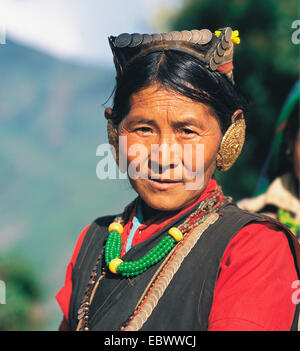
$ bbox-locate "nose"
[150,146,176,174]
[149,134,181,175]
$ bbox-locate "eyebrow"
[126,117,158,127]
[171,118,205,129]
[126,116,205,129]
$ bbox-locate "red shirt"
[55,181,299,331]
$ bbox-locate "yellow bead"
[109,258,123,274]
[168,227,183,242]
[108,222,124,235]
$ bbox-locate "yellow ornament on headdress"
[214,29,240,44]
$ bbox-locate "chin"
[142,195,183,212]
[131,180,201,212]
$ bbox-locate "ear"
[231,108,244,123]
[104,107,113,120]
[106,114,120,170]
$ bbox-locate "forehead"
[128,84,213,118]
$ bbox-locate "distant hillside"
[0,39,135,329]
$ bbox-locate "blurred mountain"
[0,39,135,329]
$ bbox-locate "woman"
[56,28,300,331]
[238,82,300,242]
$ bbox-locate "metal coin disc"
[138,309,149,320]
[132,314,144,328]
[216,42,226,56]
[191,29,201,43]
[128,33,143,47]
[151,33,163,42]
[115,33,132,48]
[142,303,153,317]
[224,27,232,43]
[161,32,172,41]
[213,51,223,64]
[220,36,229,50]
[147,297,156,309]
[198,29,213,45]
[181,30,193,41]
[142,34,152,45]
[124,325,135,331]
[209,56,218,70]
[170,31,182,40]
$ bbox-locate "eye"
[181,128,197,136]
[138,127,152,132]
[135,127,153,135]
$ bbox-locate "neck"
[139,199,162,222]
[139,194,201,224]
[138,177,218,223]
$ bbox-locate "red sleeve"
[208,222,299,331]
[55,224,91,321]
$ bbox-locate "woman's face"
[112,83,223,211]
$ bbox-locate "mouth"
[146,178,182,190]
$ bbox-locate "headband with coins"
[108,27,240,84]
[107,27,245,172]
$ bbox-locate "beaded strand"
[105,231,177,277]
[105,187,225,277]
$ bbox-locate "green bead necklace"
[105,224,181,277]
[105,185,226,277]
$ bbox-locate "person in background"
[238,82,300,242]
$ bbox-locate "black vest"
[68,202,300,331]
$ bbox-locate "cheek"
[182,137,221,173]
[119,128,138,161]
[118,133,151,176]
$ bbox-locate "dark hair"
[111,50,247,134]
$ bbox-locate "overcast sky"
[0,0,182,66]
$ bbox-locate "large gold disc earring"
[107,119,119,164]
[216,114,246,172]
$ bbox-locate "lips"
[146,178,182,190]
[153,178,179,182]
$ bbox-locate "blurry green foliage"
[170,0,299,199]
[0,252,44,330]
